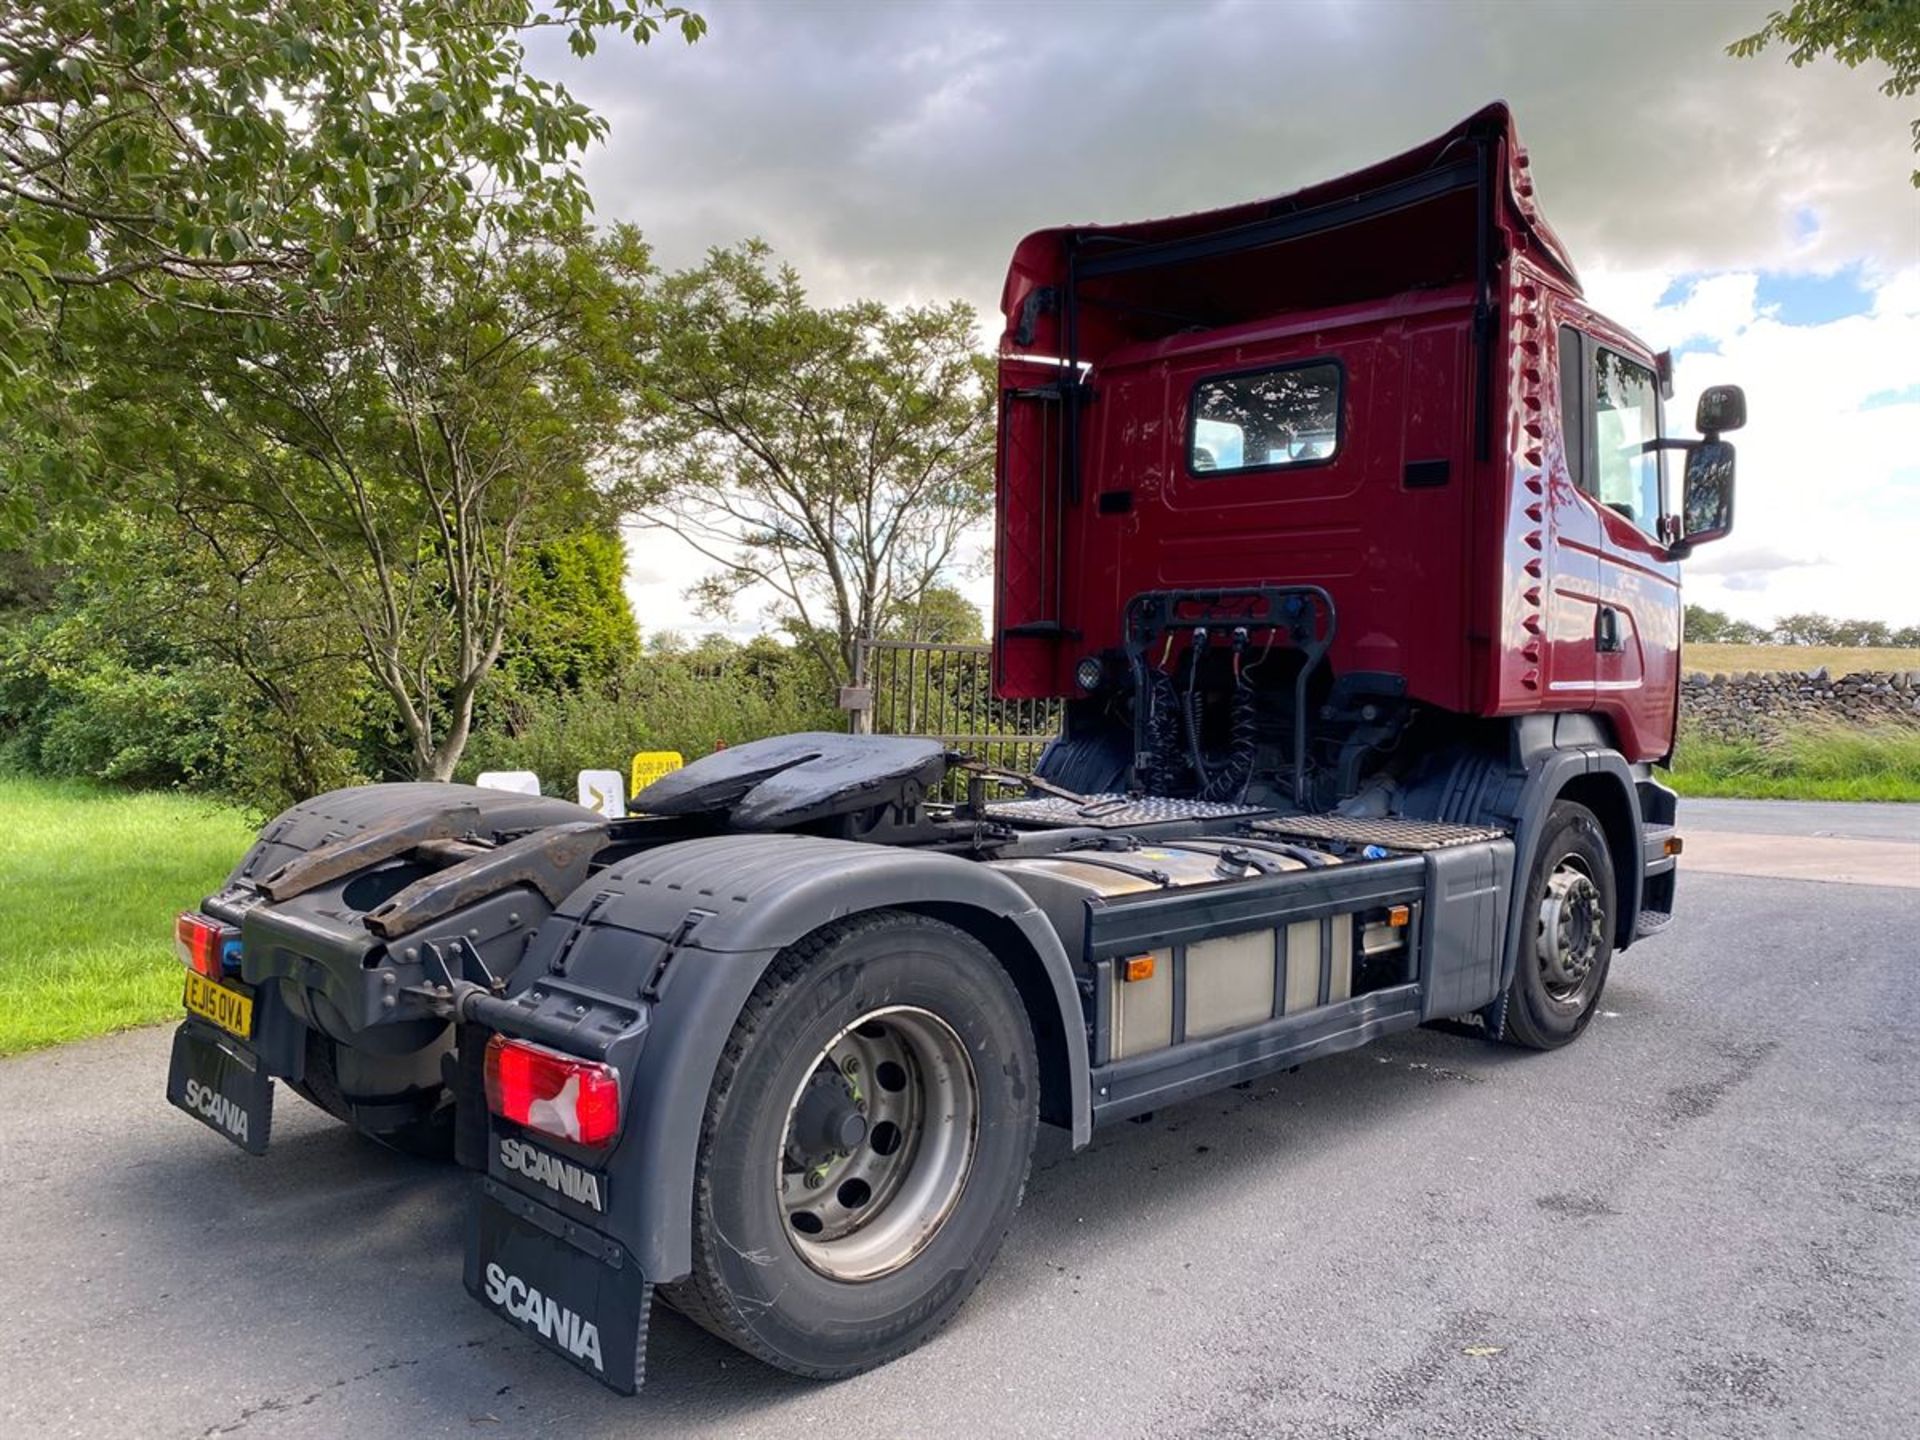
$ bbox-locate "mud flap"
[465,1179,652,1395]
[165,1021,273,1156]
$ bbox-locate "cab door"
[1545,324,1601,706]
[1586,344,1682,759]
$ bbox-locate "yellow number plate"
[183,971,254,1039]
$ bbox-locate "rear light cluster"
[174,912,240,979]
[484,1035,622,1147]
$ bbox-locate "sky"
[526,0,1920,636]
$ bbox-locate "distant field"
[0,777,253,1055]
[1686,643,1920,675]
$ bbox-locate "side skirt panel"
[1090,984,1422,1125]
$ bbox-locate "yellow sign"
[630,750,684,798]
[184,971,254,1039]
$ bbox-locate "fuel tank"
[991,839,1353,1060]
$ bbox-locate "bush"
[460,636,839,796]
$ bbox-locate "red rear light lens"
[174,912,236,979]
[484,1035,621,1147]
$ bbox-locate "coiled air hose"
[1175,628,1258,803]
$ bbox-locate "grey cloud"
[533,0,1916,323]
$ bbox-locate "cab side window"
[1592,348,1663,533]
[1557,326,1664,536]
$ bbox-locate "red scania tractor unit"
[165,104,1741,1393]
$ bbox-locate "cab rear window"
[1189,361,1341,475]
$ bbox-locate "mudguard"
[1498,745,1644,995]
[508,832,1092,1282]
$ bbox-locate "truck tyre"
[1498,799,1616,1050]
[663,910,1039,1377]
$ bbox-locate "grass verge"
[1668,721,1920,801]
[0,776,254,1056]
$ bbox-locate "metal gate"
[851,639,1059,777]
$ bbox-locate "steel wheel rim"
[1537,854,1605,1004]
[776,1005,979,1281]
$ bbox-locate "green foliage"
[637,242,996,685]
[0,774,255,1055]
[1683,604,1766,644]
[1730,0,1920,184]
[2,531,237,791]
[3,4,689,783]
[0,1,704,463]
[463,634,839,796]
[0,499,644,811]
[1669,718,1920,800]
[57,225,654,780]
[885,583,985,643]
[500,529,642,697]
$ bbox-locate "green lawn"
[0,776,255,1056]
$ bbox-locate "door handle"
[1595,606,1624,654]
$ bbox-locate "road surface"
[1,801,1914,1438]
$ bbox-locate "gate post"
[841,633,875,735]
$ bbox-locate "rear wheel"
[664,910,1038,1377]
[1497,800,1617,1050]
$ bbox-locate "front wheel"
[1497,800,1617,1050]
[663,910,1038,1377]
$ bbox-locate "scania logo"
[184,1078,248,1144]
[483,1262,604,1372]
[497,1136,606,1214]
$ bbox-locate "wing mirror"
[1676,439,1736,552]
[1695,384,1745,435]
[1664,383,1744,555]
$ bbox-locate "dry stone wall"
[1680,667,1920,739]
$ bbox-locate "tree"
[87,227,654,780]
[885,583,984,644]
[0,1,703,545]
[0,2,703,416]
[499,529,640,698]
[1730,1,1920,185]
[1772,612,1841,645]
[1684,603,1733,643]
[635,243,997,686]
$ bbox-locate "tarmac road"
[1,801,1915,1439]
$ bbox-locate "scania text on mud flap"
[161,103,1742,1393]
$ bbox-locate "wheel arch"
[1499,746,1644,996]
[902,900,1080,1136]
[519,835,1091,1283]
[1556,770,1640,950]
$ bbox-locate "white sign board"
[475,770,541,796]
[577,769,627,818]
